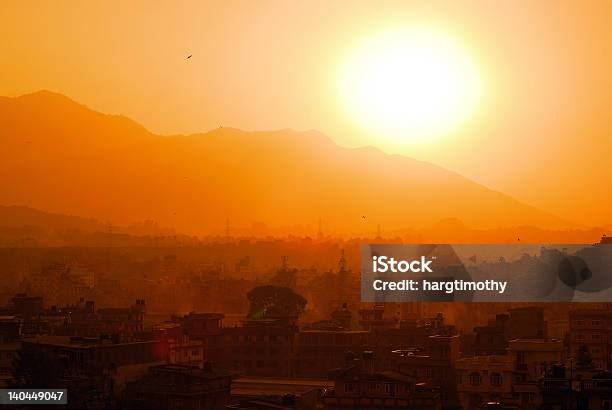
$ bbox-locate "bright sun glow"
[339,27,482,143]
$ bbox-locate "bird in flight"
[186,54,192,59]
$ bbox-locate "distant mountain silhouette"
[0,205,100,231]
[0,90,571,235]
[0,205,174,237]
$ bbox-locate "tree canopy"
[247,285,307,320]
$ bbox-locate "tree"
[247,285,307,320]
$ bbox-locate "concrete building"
[509,339,564,409]
[569,308,612,370]
[456,355,515,410]
[221,319,298,377]
[126,363,231,410]
[394,335,460,408]
[228,376,331,410]
[322,353,441,409]
[294,329,370,377]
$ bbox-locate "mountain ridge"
[0,90,573,235]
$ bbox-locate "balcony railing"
[582,379,612,391]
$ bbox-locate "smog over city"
[1,2,612,409]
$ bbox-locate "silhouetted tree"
[247,285,307,320]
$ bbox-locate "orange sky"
[1,1,611,227]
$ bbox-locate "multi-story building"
[19,335,165,391]
[394,335,460,408]
[507,307,546,340]
[229,376,331,410]
[153,322,205,367]
[569,308,612,370]
[173,312,226,366]
[97,299,146,341]
[322,352,441,409]
[472,307,547,356]
[294,329,371,377]
[125,363,231,410]
[0,341,19,387]
[6,293,43,319]
[509,339,564,409]
[221,319,298,377]
[358,304,396,332]
[540,364,612,410]
[456,355,516,410]
[473,314,510,356]
[0,315,22,342]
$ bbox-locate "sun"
[339,27,482,143]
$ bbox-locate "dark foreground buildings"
[3,285,612,409]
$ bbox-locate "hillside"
[0,91,570,235]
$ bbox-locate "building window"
[469,372,482,386]
[490,373,503,386]
[523,393,535,403]
[344,383,354,393]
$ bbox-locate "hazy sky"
[2,1,612,226]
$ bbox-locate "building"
[358,304,396,332]
[126,363,231,410]
[509,339,564,409]
[6,293,43,319]
[229,376,331,410]
[19,335,165,391]
[221,319,298,377]
[456,355,516,410]
[0,316,22,342]
[507,307,546,340]
[394,335,460,408]
[330,303,352,330]
[540,365,612,410]
[153,322,205,366]
[173,312,226,366]
[0,341,20,387]
[473,314,510,356]
[294,329,371,377]
[322,352,441,409]
[472,307,547,356]
[569,308,612,370]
